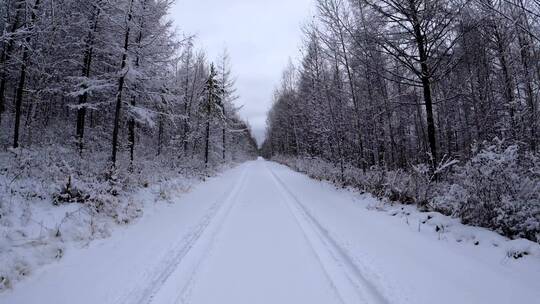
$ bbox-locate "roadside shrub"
[53,176,90,205]
[450,142,540,241]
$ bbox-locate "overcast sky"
[170,0,314,145]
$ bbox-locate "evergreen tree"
[202,63,224,166]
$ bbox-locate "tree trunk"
[76,41,94,153]
[111,0,134,166]
[222,101,227,161]
[514,0,539,151]
[13,0,41,148]
[76,9,100,155]
[157,113,163,156]
[204,118,210,166]
[129,31,144,167]
[13,47,28,148]
[128,97,135,166]
[182,55,191,156]
[493,27,517,138]
[410,0,437,167]
[128,0,147,167]
[338,30,365,171]
[516,14,537,151]
[222,127,226,162]
[0,0,21,126]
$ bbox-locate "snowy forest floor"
[1,158,539,304]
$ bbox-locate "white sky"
[170,0,314,145]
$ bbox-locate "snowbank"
[273,141,540,244]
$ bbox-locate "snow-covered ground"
[1,159,539,304]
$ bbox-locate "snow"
[2,159,539,304]
[267,161,540,304]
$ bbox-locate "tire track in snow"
[114,165,250,304]
[173,165,251,304]
[266,164,390,304]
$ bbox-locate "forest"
[0,0,259,196]
[263,0,540,242]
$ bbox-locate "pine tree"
[202,64,224,166]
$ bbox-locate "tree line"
[263,0,539,173]
[0,0,257,170]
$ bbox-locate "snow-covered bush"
[438,142,540,241]
[53,176,91,205]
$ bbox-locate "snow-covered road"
[2,159,539,304]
